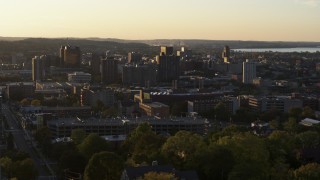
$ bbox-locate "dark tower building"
[128,52,142,64]
[100,57,118,84]
[32,56,45,82]
[91,52,104,76]
[222,45,230,63]
[156,46,180,82]
[60,46,81,68]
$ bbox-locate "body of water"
[233,47,320,53]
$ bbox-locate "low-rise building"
[80,87,115,106]
[6,82,35,100]
[248,96,302,112]
[188,97,239,114]
[47,116,209,138]
[139,102,170,118]
[68,72,91,83]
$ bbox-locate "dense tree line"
[33,117,320,180]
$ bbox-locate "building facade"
[47,116,209,138]
[122,64,156,86]
[68,72,91,83]
[32,56,45,82]
[60,46,81,68]
[101,57,118,84]
[156,46,180,82]
[128,52,142,64]
[243,59,256,84]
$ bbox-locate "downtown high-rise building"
[156,46,180,82]
[222,45,230,63]
[60,45,81,68]
[32,56,45,82]
[242,59,256,84]
[128,52,142,64]
[100,57,118,84]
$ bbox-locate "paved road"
[1,103,56,180]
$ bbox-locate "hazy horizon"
[1,0,320,41]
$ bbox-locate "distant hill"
[0,36,26,41]
[0,38,154,55]
[0,37,320,55]
[83,38,320,48]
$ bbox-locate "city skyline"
[1,0,320,41]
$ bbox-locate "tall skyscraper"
[222,45,230,63]
[156,46,180,82]
[60,45,81,68]
[128,52,142,64]
[243,59,256,84]
[100,57,118,84]
[32,56,45,82]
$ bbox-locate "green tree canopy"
[34,127,52,154]
[20,98,30,106]
[284,117,299,134]
[290,163,320,180]
[71,129,87,145]
[77,133,109,160]
[31,99,41,106]
[217,132,270,180]
[0,157,38,180]
[161,131,205,169]
[295,131,320,149]
[59,150,87,174]
[214,102,230,121]
[84,151,124,180]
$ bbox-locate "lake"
[233,47,320,53]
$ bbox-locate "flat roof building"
[47,116,209,138]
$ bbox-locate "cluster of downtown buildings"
[1,44,320,139]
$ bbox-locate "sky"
[0,0,320,41]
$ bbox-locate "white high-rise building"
[242,59,256,84]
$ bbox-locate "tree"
[210,124,248,142]
[71,129,87,145]
[217,133,270,180]
[34,127,52,155]
[50,142,76,160]
[20,98,30,106]
[295,131,320,149]
[0,157,14,178]
[142,172,177,180]
[131,132,165,165]
[161,131,205,169]
[59,150,87,174]
[290,163,320,180]
[122,123,165,165]
[284,117,299,134]
[14,158,38,180]
[84,151,124,180]
[288,107,303,119]
[214,102,230,121]
[269,119,282,130]
[101,107,118,118]
[78,133,109,160]
[194,144,235,180]
[31,99,41,106]
[302,106,315,119]
[267,131,295,179]
[0,157,38,180]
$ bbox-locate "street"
[1,103,56,180]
